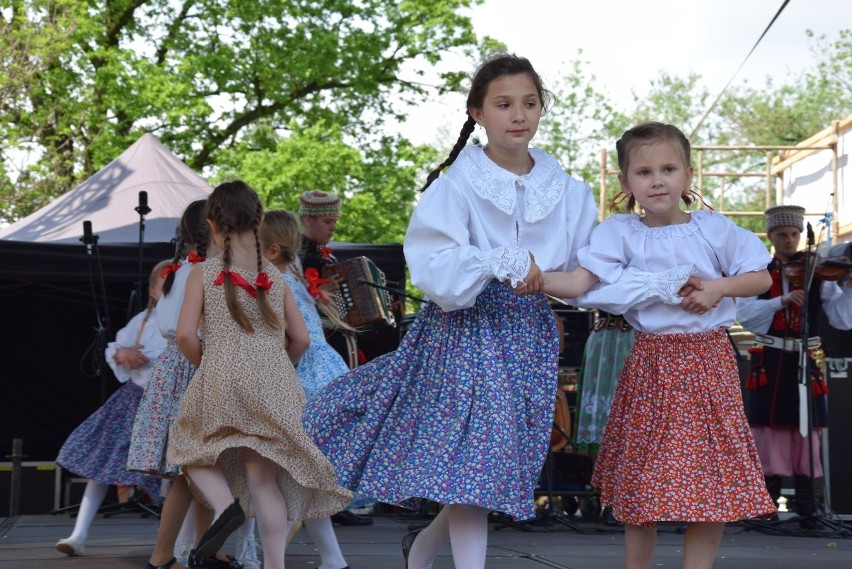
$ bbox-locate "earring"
[608,191,630,213]
[683,186,714,210]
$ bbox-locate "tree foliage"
[0,0,481,223]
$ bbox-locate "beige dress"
[167,257,351,519]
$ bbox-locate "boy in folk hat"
[737,205,852,528]
[298,189,342,275]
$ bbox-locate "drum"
[322,256,396,329]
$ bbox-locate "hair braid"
[421,114,476,192]
[162,237,184,296]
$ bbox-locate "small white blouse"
[404,145,598,312]
[574,210,770,334]
[105,307,167,388]
[157,261,192,339]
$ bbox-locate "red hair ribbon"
[255,272,272,292]
[214,269,259,298]
[160,263,180,278]
[321,245,334,260]
[304,268,329,301]
[187,252,206,264]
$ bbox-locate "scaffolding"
[597,116,851,243]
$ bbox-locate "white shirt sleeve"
[736,294,783,334]
[573,264,697,314]
[404,178,529,312]
[822,280,852,330]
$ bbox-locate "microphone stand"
[128,191,151,321]
[796,223,851,536]
[78,221,111,402]
[53,222,112,516]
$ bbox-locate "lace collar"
[627,210,712,239]
[453,145,565,223]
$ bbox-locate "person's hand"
[781,289,804,307]
[678,276,704,297]
[115,346,148,369]
[513,253,543,295]
[680,281,724,315]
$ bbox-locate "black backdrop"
[0,239,405,462]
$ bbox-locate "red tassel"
[811,379,829,396]
[759,368,768,387]
[746,371,757,390]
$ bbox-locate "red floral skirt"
[592,328,776,526]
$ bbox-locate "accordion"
[322,256,396,329]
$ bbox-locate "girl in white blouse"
[542,122,776,569]
[303,54,597,569]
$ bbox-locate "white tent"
[0,133,212,244]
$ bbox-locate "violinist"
[737,205,852,529]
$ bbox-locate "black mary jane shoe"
[194,500,246,561]
[145,557,178,569]
[188,549,244,569]
[401,530,421,569]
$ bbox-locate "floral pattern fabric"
[127,339,196,477]
[303,281,559,520]
[592,328,776,526]
[57,382,163,502]
[282,272,349,400]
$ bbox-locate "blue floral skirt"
[127,340,195,477]
[57,382,163,503]
[303,281,559,520]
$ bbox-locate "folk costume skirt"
[127,340,195,477]
[592,328,775,526]
[57,382,163,503]
[303,281,559,520]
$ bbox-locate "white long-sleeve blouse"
[404,145,598,312]
[575,210,770,334]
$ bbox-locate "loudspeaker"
[822,307,852,516]
[0,461,59,515]
[553,308,593,368]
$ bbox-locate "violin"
[781,253,852,287]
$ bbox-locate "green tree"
[0,0,482,223]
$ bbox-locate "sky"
[394,0,849,146]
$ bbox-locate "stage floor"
[1,511,851,568]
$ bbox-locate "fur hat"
[765,204,805,233]
[298,190,341,217]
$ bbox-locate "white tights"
[406,503,489,569]
[67,480,109,543]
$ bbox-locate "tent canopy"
[0,133,212,244]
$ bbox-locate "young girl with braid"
[128,200,239,569]
[56,260,170,557]
[225,209,354,569]
[303,54,598,568]
[168,181,351,569]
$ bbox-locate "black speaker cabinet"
[0,461,59,515]
[822,309,852,516]
[552,307,593,369]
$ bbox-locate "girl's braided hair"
[421,53,551,191]
[206,181,280,333]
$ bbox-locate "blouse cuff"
[652,264,698,304]
[484,247,531,287]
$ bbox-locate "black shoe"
[401,530,421,569]
[331,509,373,526]
[195,501,246,561]
[188,549,244,569]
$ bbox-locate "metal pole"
[8,438,24,517]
